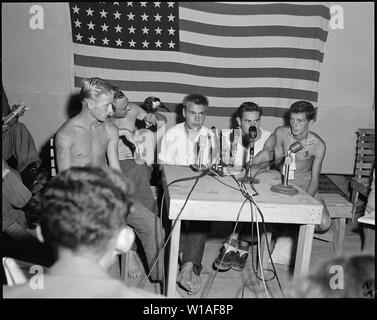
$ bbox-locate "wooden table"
[162,165,323,297]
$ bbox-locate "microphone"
[198,135,207,169]
[143,96,169,112]
[248,125,257,140]
[270,141,304,195]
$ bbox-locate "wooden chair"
[350,129,375,221]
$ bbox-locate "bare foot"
[177,262,201,295]
[128,250,143,278]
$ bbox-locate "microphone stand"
[238,138,259,184]
[270,150,299,195]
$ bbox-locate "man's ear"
[115,226,135,253]
[236,117,241,128]
[86,99,94,111]
[36,225,44,243]
[182,107,186,119]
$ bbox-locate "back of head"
[39,166,134,254]
[236,101,262,118]
[80,77,114,105]
[289,254,375,298]
[289,101,317,121]
[182,93,209,109]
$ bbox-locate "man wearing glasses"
[213,102,275,273]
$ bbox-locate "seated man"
[3,166,162,298]
[272,101,331,264]
[2,82,46,194]
[213,102,275,272]
[158,93,215,295]
[111,87,160,278]
[54,77,164,282]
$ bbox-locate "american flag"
[69,2,330,118]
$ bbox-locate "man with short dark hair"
[271,101,331,264]
[3,166,162,298]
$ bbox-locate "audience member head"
[37,166,135,269]
[111,86,131,119]
[80,77,114,122]
[182,93,209,131]
[288,254,375,298]
[236,102,262,136]
[289,101,317,136]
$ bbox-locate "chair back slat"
[354,128,375,180]
[50,136,57,178]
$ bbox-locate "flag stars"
[75,33,83,41]
[87,21,95,30]
[86,8,94,16]
[127,12,135,20]
[102,37,110,45]
[141,13,149,21]
[127,2,133,6]
[141,26,149,34]
[88,35,96,43]
[72,5,80,14]
[142,40,150,48]
[129,39,136,47]
[115,25,123,33]
[155,27,162,35]
[128,25,136,34]
[115,38,123,46]
[168,40,175,48]
[155,40,162,48]
[113,11,122,19]
[140,2,147,7]
[167,27,175,35]
[113,2,119,5]
[101,23,109,32]
[99,9,108,18]
[74,19,81,28]
[167,2,175,8]
[154,13,162,22]
[167,13,175,22]
[154,2,161,7]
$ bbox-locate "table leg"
[294,224,314,281]
[166,219,181,297]
[259,231,272,273]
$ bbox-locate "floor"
[128,219,366,298]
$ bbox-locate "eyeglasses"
[242,119,260,125]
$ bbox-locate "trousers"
[2,122,40,173]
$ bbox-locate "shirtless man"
[274,101,331,233]
[271,101,331,264]
[54,78,164,282]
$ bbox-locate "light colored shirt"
[158,122,215,166]
[233,128,272,167]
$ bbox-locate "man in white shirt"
[158,93,214,295]
[213,102,275,272]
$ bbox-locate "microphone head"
[144,96,164,111]
[248,126,257,140]
[289,141,303,153]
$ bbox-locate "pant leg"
[126,200,165,281]
[2,122,40,172]
[120,159,158,215]
[181,221,211,275]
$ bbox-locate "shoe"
[232,251,248,271]
[213,238,238,271]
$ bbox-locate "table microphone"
[191,135,209,172]
[239,126,259,184]
[271,141,304,195]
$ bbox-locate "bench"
[315,193,352,255]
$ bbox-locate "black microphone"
[248,125,257,140]
[143,96,169,112]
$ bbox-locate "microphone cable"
[138,171,207,290]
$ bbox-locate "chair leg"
[351,189,359,222]
[333,218,345,256]
[120,252,129,282]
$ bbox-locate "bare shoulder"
[310,131,326,149]
[55,121,75,143]
[274,126,290,138]
[104,119,119,136]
